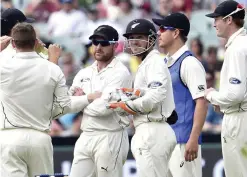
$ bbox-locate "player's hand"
[48,44,62,64]
[213,105,221,113]
[184,138,198,162]
[73,87,85,96]
[87,91,102,103]
[0,36,12,52]
[204,87,215,101]
[34,38,47,51]
[107,101,137,115]
[120,88,144,100]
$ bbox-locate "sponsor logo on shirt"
[81,78,90,82]
[229,77,241,84]
[148,81,162,88]
[198,85,205,91]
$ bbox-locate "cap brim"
[205,13,221,18]
[152,18,164,26]
[89,33,107,40]
[25,17,35,23]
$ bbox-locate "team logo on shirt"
[148,81,162,88]
[81,78,90,82]
[229,77,241,84]
[198,85,205,91]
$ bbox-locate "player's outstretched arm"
[51,68,101,119]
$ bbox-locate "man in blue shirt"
[153,13,208,177]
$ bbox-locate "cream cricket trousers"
[69,130,129,177]
[131,122,177,177]
[221,111,247,177]
[0,128,54,177]
[167,144,202,177]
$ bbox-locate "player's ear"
[11,39,16,49]
[114,42,118,50]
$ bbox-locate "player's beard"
[93,47,115,62]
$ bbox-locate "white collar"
[225,27,246,48]
[166,45,189,67]
[14,52,40,59]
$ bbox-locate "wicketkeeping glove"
[106,101,138,115]
[119,88,145,100]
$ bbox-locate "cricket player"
[69,25,132,177]
[0,23,101,177]
[152,13,207,177]
[205,1,247,176]
[108,19,177,177]
[0,8,56,63]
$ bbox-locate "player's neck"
[165,41,184,56]
[97,58,113,72]
[226,26,242,41]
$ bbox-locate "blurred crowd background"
[1,0,247,137]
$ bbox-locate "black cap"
[205,0,245,19]
[1,8,35,24]
[152,12,190,36]
[89,25,119,41]
[123,19,156,38]
[1,8,35,36]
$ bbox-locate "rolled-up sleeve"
[132,57,168,113]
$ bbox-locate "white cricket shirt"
[0,52,89,132]
[206,28,247,114]
[70,58,132,133]
[132,49,175,127]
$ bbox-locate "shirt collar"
[225,27,247,48]
[139,49,160,67]
[14,51,40,59]
[166,45,189,67]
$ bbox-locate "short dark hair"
[232,18,245,28]
[179,33,188,43]
[207,46,217,55]
[11,22,36,49]
[191,38,204,55]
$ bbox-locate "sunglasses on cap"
[159,26,184,33]
[92,40,117,47]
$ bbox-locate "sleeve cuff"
[206,90,217,103]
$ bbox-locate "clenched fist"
[48,44,62,64]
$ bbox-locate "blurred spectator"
[25,0,59,22]
[152,0,173,19]
[202,69,222,134]
[117,0,142,27]
[140,2,152,19]
[217,38,227,61]
[205,46,223,71]
[1,0,14,11]
[190,38,208,67]
[101,0,122,21]
[172,0,193,18]
[47,0,87,37]
[60,52,80,86]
